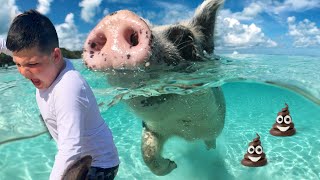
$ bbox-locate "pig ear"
[189,0,224,54]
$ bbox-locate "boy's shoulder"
[54,60,88,92]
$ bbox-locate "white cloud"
[79,0,102,23]
[272,0,320,14]
[220,2,263,21]
[155,2,194,25]
[216,17,277,48]
[137,1,276,49]
[0,0,20,37]
[55,13,86,51]
[142,11,157,22]
[255,0,320,16]
[287,16,320,47]
[106,0,131,3]
[216,2,277,48]
[36,0,53,15]
[103,8,109,16]
[242,3,263,17]
[220,0,319,21]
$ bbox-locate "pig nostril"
[125,28,139,47]
[130,32,139,46]
[90,42,97,49]
[88,33,107,51]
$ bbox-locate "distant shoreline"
[0,47,82,67]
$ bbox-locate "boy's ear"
[52,48,62,63]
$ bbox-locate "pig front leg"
[141,127,177,176]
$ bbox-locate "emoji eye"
[284,115,292,124]
[255,145,263,155]
[276,115,283,123]
[248,145,255,154]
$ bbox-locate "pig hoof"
[154,159,177,176]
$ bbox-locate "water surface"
[0,54,319,179]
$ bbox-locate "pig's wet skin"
[83,0,225,176]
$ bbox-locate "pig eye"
[166,25,197,61]
[247,145,255,154]
[276,115,283,123]
[255,145,263,155]
[284,115,292,124]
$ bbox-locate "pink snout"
[83,10,152,70]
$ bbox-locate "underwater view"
[0,54,319,180]
[1,0,320,180]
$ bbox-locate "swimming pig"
[83,0,225,176]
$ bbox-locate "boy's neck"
[58,57,66,73]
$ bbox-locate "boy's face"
[12,47,62,89]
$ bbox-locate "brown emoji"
[270,103,296,136]
[241,133,267,167]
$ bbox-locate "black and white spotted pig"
[83,0,225,176]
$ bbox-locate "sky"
[0,0,319,56]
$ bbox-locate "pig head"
[83,0,225,176]
[83,0,222,70]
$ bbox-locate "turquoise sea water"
[0,54,319,180]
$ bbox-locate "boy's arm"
[0,38,13,56]
[50,79,90,180]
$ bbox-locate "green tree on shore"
[0,48,82,67]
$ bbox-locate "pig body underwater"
[83,0,225,176]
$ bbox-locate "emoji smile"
[248,156,261,162]
[277,126,290,132]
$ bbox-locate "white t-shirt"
[0,38,12,56]
[36,59,120,180]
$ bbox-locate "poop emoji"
[241,133,267,167]
[270,103,296,136]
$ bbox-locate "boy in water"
[6,10,120,180]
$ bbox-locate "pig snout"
[83,10,152,70]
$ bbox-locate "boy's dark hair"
[6,9,59,54]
